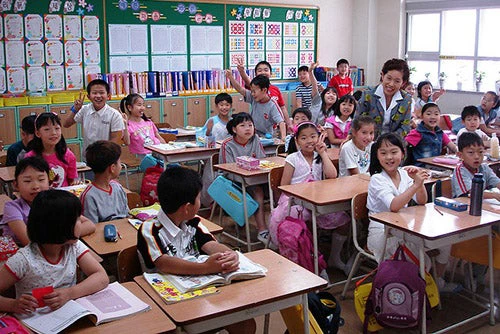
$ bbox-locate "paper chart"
[65,40,82,65]
[63,15,82,40]
[5,41,25,67]
[247,52,264,66]
[26,41,45,66]
[151,25,187,54]
[7,67,26,94]
[284,22,298,36]
[4,14,23,39]
[229,52,245,67]
[266,52,281,65]
[248,22,264,36]
[45,40,64,65]
[266,22,281,36]
[0,42,4,66]
[270,66,281,80]
[190,26,223,54]
[247,37,264,51]
[27,66,46,92]
[266,37,281,51]
[65,66,83,90]
[44,15,63,40]
[0,68,5,93]
[229,21,246,35]
[46,65,65,91]
[151,55,188,72]
[300,38,315,50]
[283,37,298,50]
[83,41,100,65]
[283,51,298,65]
[283,65,298,80]
[300,23,315,37]
[299,52,314,66]
[82,16,99,40]
[229,37,246,52]
[25,14,43,40]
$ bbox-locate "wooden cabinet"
[230,94,249,114]
[186,97,207,127]
[49,105,78,140]
[163,98,184,128]
[144,99,160,123]
[281,91,290,118]
[108,101,121,111]
[0,108,17,145]
[289,91,297,112]
[67,142,81,161]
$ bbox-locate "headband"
[293,121,319,136]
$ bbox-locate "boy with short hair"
[6,115,36,166]
[327,58,353,98]
[137,167,256,334]
[63,79,124,155]
[295,65,323,109]
[204,92,232,141]
[226,71,286,138]
[80,140,128,223]
[456,105,490,147]
[452,132,500,199]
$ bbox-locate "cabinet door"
[49,105,78,140]
[230,94,248,114]
[67,142,81,161]
[163,99,184,128]
[0,108,17,145]
[281,91,290,118]
[17,106,46,138]
[289,91,297,112]
[186,97,207,127]
[108,101,121,111]
[144,100,160,123]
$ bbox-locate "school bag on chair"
[140,165,163,205]
[277,215,327,273]
[363,244,428,332]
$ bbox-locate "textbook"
[17,282,151,334]
[147,251,267,294]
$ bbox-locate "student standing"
[295,65,321,109]
[327,58,354,98]
[309,62,338,125]
[355,58,413,139]
[63,79,124,155]
[203,92,232,141]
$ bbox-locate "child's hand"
[309,62,318,73]
[43,288,71,310]
[225,69,233,79]
[12,294,38,314]
[203,252,226,274]
[73,91,85,113]
[236,57,245,73]
[217,250,240,274]
[315,132,327,154]
[121,112,128,124]
[404,166,428,185]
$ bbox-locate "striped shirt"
[451,162,500,197]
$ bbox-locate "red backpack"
[140,165,163,205]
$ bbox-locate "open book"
[17,282,151,334]
[149,251,267,294]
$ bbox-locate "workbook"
[146,251,267,294]
[17,282,151,334]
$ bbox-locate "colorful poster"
[229,52,245,67]
[247,37,264,51]
[248,22,264,36]
[26,41,45,66]
[229,37,246,52]
[4,14,23,39]
[300,38,315,50]
[283,37,298,50]
[300,23,315,37]
[248,52,264,66]
[65,40,82,65]
[266,52,281,65]
[266,37,281,51]
[284,22,298,36]
[46,65,65,91]
[299,51,314,66]
[229,21,246,35]
[7,67,26,94]
[83,41,100,65]
[266,22,281,36]
[25,14,44,40]
[283,51,298,65]
[45,40,64,65]
[5,40,25,66]
[27,66,46,92]
[44,15,63,40]
[283,65,298,79]
[65,66,83,90]
[82,16,99,40]
[63,15,81,40]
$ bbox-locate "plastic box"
[3,96,29,106]
[236,156,260,170]
[29,95,52,105]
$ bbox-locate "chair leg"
[122,164,130,189]
[341,252,362,299]
[263,313,270,334]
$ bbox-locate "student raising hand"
[315,131,328,154]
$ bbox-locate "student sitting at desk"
[225,71,286,139]
[338,115,375,177]
[1,157,95,246]
[219,113,269,244]
[137,167,256,334]
[285,107,312,153]
[456,106,491,147]
[0,189,108,314]
[6,115,36,166]
[80,141,128,223]
[269,122,350,273]
[367,133,459,292]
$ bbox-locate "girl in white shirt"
[269,122,350,271]
[338,115,375,177]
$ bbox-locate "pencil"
[434,205,444,216]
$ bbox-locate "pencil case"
[434,197,468,212]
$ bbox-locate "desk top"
[145,142,219,156]
[65,282,176,334]
[82,216,223,257]
[0,194,12,217]
[0,164,90,183]
[418,153,500,170]
[214,156,285,177]
[134,249,327,325]
[279,174,370,206]
[370,202,500,240]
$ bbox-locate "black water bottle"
[469,173,484,216]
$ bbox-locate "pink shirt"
[25,150,77,188]
[127,119,161,154]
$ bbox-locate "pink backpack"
[277,216,327,273]
[140,165,163,205]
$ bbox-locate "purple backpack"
[277,216,327,273]
[364,245,428,332]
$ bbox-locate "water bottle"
[469,173,484,216]
[491,133,499,159]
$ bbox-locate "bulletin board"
[0,0,105,94]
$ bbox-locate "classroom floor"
[120,171,500,333]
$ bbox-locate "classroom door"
[163,99,184,128]
[0,108,17,146]
[186,97,207,127]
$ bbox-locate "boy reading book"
[137,166,256,334]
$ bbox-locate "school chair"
[154,122,172,130]
[431,178,452,201]
[126,191,143,210]
[119,142,142,189]
[276,144,285,155]
[341,192,377,299]
[208,153,224,224]
[268,166,284,211]
[159,132,176,143]
[117,245,142,283]
[0,154,6,167]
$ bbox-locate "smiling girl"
[325,94,357,146]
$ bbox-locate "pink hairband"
[293,121,319,136]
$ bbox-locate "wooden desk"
[159,128,196,142]
[134,249,327,334]
[370,202,499,333]
[0,193,12,217]
[214,156,285,251]
[65,282,176,333]
[262,138,284,156]
[279,174,370,274]
[145,142,219,165]
[418,153,500,171]
[82,216,223,257]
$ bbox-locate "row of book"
[87,69,255,98]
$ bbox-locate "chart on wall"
[226,5,317,80]
[0,0,104,94]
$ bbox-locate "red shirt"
[269,85,285,107]
[327,75,353,98]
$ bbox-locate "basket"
[3,96,29,106]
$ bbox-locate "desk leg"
[488,228,495,325]
[312,205,319,275]
[242,179,252,253]
[419,246,427,334]
[302,293,310,334]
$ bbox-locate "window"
[406,7,500,93]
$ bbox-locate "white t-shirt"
[5,241,89,297]
[456,128,490,142]
[74,103,125,154]
[339,140,372,177]
[285,151,323,183]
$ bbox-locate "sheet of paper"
[108,25,129,55]
[109,56,129,73]
[4,14,23,39]
[26,40,44,66]
[82,16,99,40]
[151,25,171,53]
[83,40,100,65]
[7,67,26,93]
[0,16,3,38]
[65,65,83,90]
[44,14,63,39]
[25,14,43,40]
[170,25,187,54]
[65,40,82,65]
[5,41,25,66]
[190,26,222,54]
[27,66,46,92]
[129,56,149,72]
[45,40,64,65]
[151,55,187,72]
[0,42,4,66]
[0,68,6,93]
[46,65,65,91]
[129,25,148,54]
[63,15,81,40]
